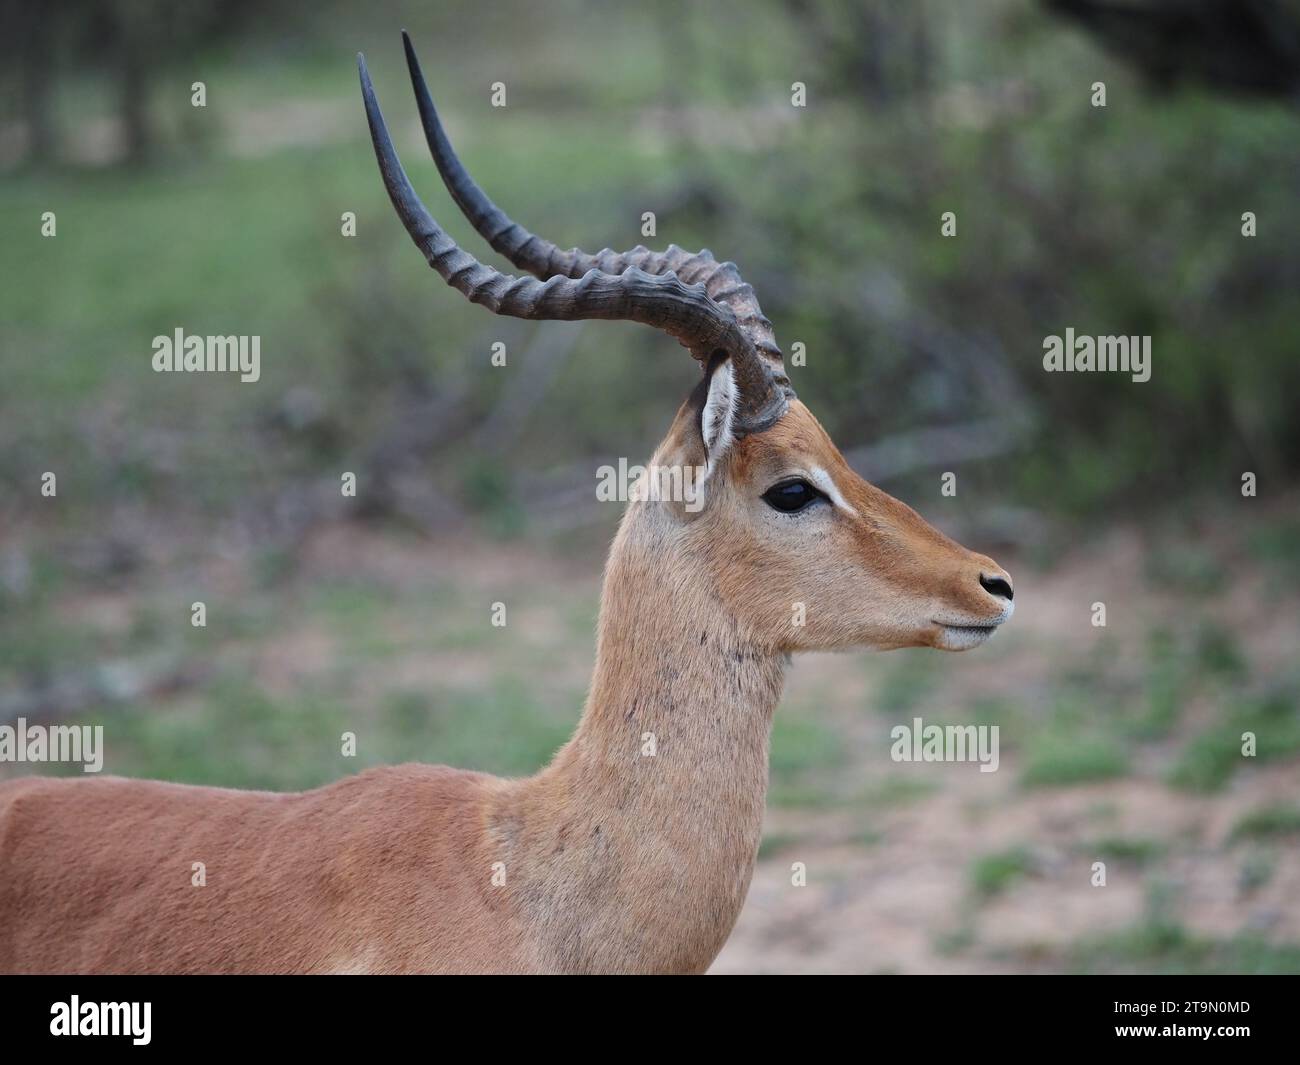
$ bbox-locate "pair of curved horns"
[357,32,793,433]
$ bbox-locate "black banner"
[1,974,1294,1051]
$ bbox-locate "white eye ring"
[806,466,857,516]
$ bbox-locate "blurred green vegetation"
[1082,836,1165,866]
[970,846,1036,899]
[3,1,1298,529]
[1230,803,1300,842]
[1068,922,1300,975]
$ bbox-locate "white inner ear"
[700,359,738,466]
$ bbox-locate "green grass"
[1021,733,1129,788]
[0,612,98,686]
[1063,877,1300,974]
[1122,621,1252,742]
[768,712,847,808]
[1194,623,1249,680]
[1122,628,1185,740]
[103,678,355,790]
[81,668,577,791]
[1068,921,1300,975]
[1143,544,1227,596]
[856,775,938,809]
[2,555,593,790]
[1237,851,1278,894]
[1083,836,1165,866]
[767,782,845,809]
[874,651,940,716]
[376,679,573,776]
[1230,804,1300,843]
[757,832,802,860]
[1169,690,1300,792]
[970,847,1035,899]
[1249,513,1300,583]
[0,95,698,528]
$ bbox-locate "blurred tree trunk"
[13,2,57,164]
[110,5,152,166]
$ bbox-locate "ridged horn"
[361,41,792,433]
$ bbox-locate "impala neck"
[493,504,786,973]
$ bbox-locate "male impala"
[0,34,1013,974]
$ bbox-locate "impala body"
[0,34,1013,974]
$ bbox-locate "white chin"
[936,624,997,651]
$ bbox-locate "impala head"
[360,33,1014,655]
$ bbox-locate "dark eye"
[762,479,823,513]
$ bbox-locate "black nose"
[980,574,1013,601]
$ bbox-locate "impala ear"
[699,354,738,467]
[654,354,742,517]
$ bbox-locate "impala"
[0,34,1014,975]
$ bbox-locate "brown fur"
[0,399,1011,973]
